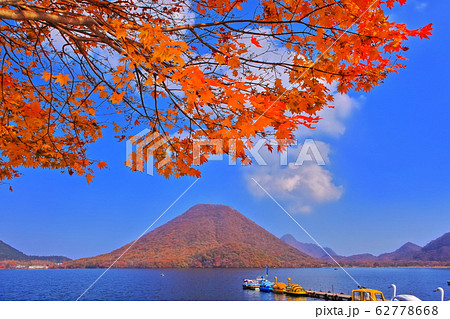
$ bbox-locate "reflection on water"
[0,267,448,301]
[258,290,306,301]
[275,294,307,301]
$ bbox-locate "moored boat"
[259,280,274,292]
[434,287,446,301]
[242,276,268,290]
[285,277,308,296]
[242,277,261,290]
[243,265,273,290]
[272,276,287,294]
[351,287,386,301]
[389,284,422,301]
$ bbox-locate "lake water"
[0,268,448,301]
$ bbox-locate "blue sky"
[1,1,449,259]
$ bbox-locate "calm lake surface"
[0,268,448,301]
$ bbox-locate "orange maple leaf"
[86,174,93,184]
[41,71,52,82]
[110,92,125,104]
[54,73,71,86]
[98,90,109,99]
[418,23,433,39]
[246,74,258,81]
[97,161,107,169]
[251,37,263,48]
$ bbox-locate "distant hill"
[378,242,422,261]
[343,253,378,263]
[0,240,71,263]
[282,233,450,267]
[376,233,450,264]
[66,204,322,268]
[0,240,28,260]
[420,232,450,261]
[417,232,450,262]
[280,234,338,259]
[27,255,72,263]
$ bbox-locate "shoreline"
[2,265,450,270]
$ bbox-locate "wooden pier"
[306,290,352,301]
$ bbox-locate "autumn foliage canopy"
[0,0,432,182]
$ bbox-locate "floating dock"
[306,290,352,301]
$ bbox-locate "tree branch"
[0,7,95,26]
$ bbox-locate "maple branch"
[163,16,343,33]
[0,0,429,181]
[0,7,95,26]
[188,28,220,53]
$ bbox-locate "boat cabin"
[352,288,386,301]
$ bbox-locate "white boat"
[242,276,265,290]
[434,287,446,301]
[389,284,422,301]
[392,295,422,301]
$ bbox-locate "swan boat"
[389,284,422,301]
[434,287,446,301]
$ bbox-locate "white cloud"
[224,30,361,214]
[415,2,428,11]
[293,81,361,138]
[313,92,360,137]
[244,142,343,213]
[161,0,195,35]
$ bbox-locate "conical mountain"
[68,204,321,268]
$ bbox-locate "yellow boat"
[351,287,386,301]
[285,277,308,296]
[272,276,287,294]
